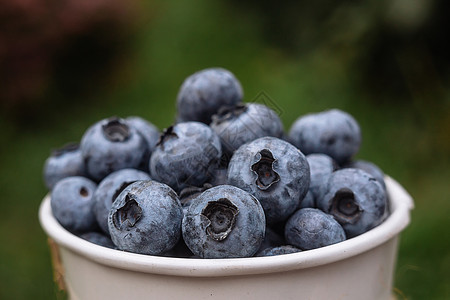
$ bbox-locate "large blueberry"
[227,137,310,224]
[210,103,284,161]
[316,168,388,238]
[285,208,346,250]
[149,122,222,193]
[182,185,265,258]
[43,143,86,190]
[80,117,148,181]
[108,180,183,255]
[288,109,361,165]
[93,168,151,235]
[176,68,243,124]
[51,176,98,233]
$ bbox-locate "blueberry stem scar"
[157,126,178,150]
[251,149,280,190]
[201,198,239,241]
[79,187,89,197]
[331,188,362,224]
[212,103,248,125]
[102,117,130,142]
[113,194,143,229]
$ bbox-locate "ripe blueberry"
[227,137,310,224]
[176,68,243,124]
[108,180,183,255]
[80,117,148,181]
[182,185,265,258]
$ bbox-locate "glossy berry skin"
[149,122,222,193]
[285,208,346,250]
[126,116,160,172]
[93,168,151,235]
[344,159,386,190]
[80,117,148,181]
[43,143,86,190]
[257,245,301,257]
[176,68,243,124]
[227,137,310,224]
[288,109,361,165]
[51,176,98,233]
[210,103,284,159]
[182,185,265,259]
[79,232,116,249]
[316,168,388,238]
[108,180,183,255]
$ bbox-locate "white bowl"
[39,176,413,300]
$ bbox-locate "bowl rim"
[39,176,413,277]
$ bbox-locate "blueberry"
[108,180,183,255]
[80,117,148,181]
[176,68,243,124]
[93,168,151,235]
[227,137,310,224]
[288,109,361,165]
[126,116,160,172]
[43,143,86,190]
[316,168,388,238]
[343,159,386,190]
[149,122,222,193]
[51,176,98,233]
[210,103,284,161]
[285,208,346,250]
[182,185,266,258]
[257,245,301,257]
[79,232,116,249]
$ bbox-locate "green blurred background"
[0,0,448,299]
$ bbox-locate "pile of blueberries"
[44,68,389,259]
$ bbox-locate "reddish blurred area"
[0,0,142,111]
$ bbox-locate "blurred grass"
[0,0,449,299]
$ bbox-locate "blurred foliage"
[0,0,448,299]
[0,0,150,123]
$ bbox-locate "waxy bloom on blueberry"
[80,117,148,181]
[108,180,183,255]
[149,122,222,193]
[210,103,284,160]
[176,68,243,124]
[43,143,86,189]
[228,137,310,224]
[51,176,98,233]
[316,168,388,238]
[182,185,265,258]
[288,109,361,165]
[285,208,346,250]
